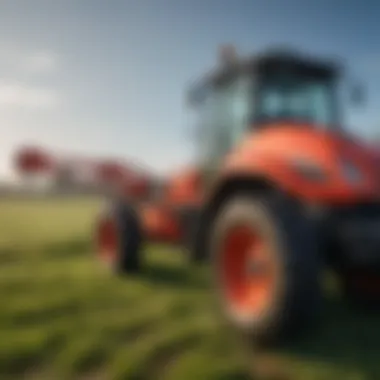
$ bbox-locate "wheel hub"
[220,225,275,319]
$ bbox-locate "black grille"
[327,202,380,266]
[333,202,380,219]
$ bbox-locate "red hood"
[223,123,380,203]
[234,124,376,168]
[327,130,380,173]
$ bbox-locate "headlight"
[340,159,363,184]
[291,159,327,182]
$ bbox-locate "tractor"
[95,46,380,347]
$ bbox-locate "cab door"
[195,75,253,188]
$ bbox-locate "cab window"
[195,75,252,167]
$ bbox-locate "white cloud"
[0,42,58,75]
[22,51,58,74]
[0,81,59,109]
[0,44,62,180]
[0,43,60,109]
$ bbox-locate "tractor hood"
[223,122,380,203]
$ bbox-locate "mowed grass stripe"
[0,198,379,379]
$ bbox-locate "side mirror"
[350,83,366,106]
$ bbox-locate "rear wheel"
[95,200,143,274]
[210,194,321,347]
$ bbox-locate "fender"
[207,126,378,206]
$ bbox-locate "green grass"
[0,197,379,380]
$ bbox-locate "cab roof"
[187,47,342,104]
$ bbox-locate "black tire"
[95,199,143,274]
[178,207,205,265]
[210,194,321,347]
[341,265,380,311]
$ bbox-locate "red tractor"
[95,46,380,347]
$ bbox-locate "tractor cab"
[188,46,362,173]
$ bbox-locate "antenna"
[218,44,238,66]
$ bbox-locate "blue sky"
[0,0,378,179]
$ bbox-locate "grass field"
[0,197,379,380]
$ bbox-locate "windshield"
[255,72,338,127]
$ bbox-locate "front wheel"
[95,200,143,274]
[210,194,321,347]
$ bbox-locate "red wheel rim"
[97,217,118,263]
[220,225,275,319]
